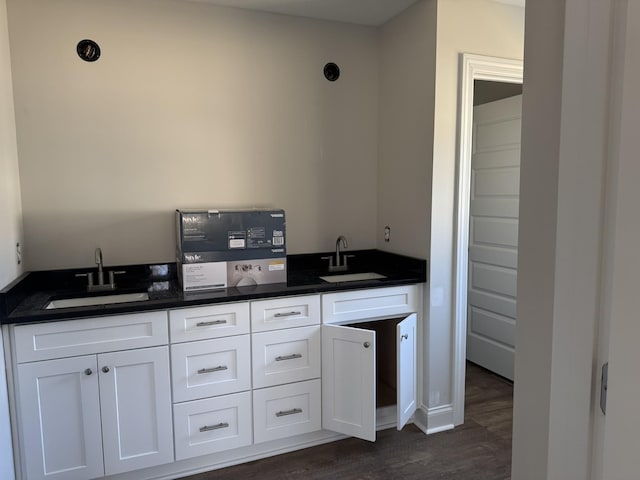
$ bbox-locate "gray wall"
[428,0,524,418]
[8,0,380,270]
[0,0,21,288]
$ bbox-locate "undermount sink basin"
[44,292,150,310]
[319,272,387,283]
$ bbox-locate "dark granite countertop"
[0,250,427,325]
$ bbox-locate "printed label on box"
[268,260,285,271]
[182,262,227,290]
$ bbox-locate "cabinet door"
[322,324,376,442]
[17,355,104,480]
[99,346,174,475]
[397,313,418,429]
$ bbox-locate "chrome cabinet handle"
[199,422,229,432]
[275,353,303,361]
[197,365,228,374]
[363,342,371,348]
[401,334,409,341]
[274,311,302,318]
[102,366,110,373]
[84,368,93,376]
[196,320,227,327]
[276,408,303,417]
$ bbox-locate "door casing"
[452,53,523,425]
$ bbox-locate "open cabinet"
[321,286,419,442]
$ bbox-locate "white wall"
[512,0,613,478]
[428,0,524,415]
[0,0,21,288]
[377,0,436,260]
[7,0,379,270]
[0,0,18,477]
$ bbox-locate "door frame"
[452,53,523,425]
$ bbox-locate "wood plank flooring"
[179,362,513,480]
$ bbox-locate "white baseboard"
[426,404,454,434]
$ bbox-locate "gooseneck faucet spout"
[335,235,348,267]
[95,247,104,285]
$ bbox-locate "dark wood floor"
[179,362,513,480]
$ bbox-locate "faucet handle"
[321,256,334,269]
[108,270,126,286]
[75,272,94,287]
[344,254,356,269]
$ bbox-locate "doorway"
[452,54,523,425]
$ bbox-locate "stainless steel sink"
[319,272,387,283]
[44,292,150,310]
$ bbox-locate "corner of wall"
[0,0,24,290]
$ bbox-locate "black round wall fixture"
[77,39,101,62]
[323,62,340,82]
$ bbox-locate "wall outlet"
[384,226,390,242]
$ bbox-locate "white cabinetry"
[321,285,419,442]
[170,302,253,461]
[17,355,103,480]
[13,312,173,480]
[7,283,423,480]
[250,295,322,443]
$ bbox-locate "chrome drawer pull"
[199,422,229,432]
[274,311,302,318]
[275,353,303,362]
[275,408,303,417]
[197,365,228,374]
[196,320,227,327]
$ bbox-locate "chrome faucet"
[322,235,354,272]
[76,247,126,291]
[335,235,348,266]
[95,247,105,286]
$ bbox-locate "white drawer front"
[173,391,252,461]
[250,295,320,332]
[169,302,250,343]
[322,285,419,324]
[252,326,320,389]
[253,379,321,444]
[13,311,169,363]
[171,336,251,402]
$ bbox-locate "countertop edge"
[1,250,427,325]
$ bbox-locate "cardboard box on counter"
[176,209,286,291]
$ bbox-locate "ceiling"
[189,0,422,26]
[190,0,525,26]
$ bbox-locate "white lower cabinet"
[99,346,174,475]
[10,285,422,479]
[321,286,419,442]
[17,355,103,480]
[16,346,173,480]
[13,312,173,480]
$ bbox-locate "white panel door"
[321,324,376,442]
[397,314,417,429]
[467,94,522,380]
[99,346,174,475]
[17,355,104,480]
